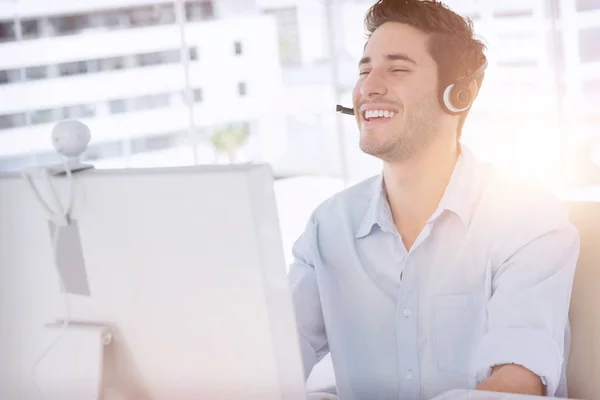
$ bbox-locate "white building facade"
[0,0,286,170]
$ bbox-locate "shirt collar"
[355,174,393,239]
[355,146,484,239]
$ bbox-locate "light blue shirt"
[289,147,579,400]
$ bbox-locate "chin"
[359,140,389,159]
[360,139,419,163]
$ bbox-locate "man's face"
[352,22,446,162]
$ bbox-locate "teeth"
[364,109,396,120]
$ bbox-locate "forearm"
[476,364,545,396]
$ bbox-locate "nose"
[360,70,387,98]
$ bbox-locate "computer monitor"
[0,164,307,400]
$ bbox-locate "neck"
[383,139,459,243]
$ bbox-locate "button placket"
[396,256,420,400]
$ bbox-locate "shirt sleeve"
[288,215,329,380]
[471,221,580,396]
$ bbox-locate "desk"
[307,389,578,400]
[431,389,578,400]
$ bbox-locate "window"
[185,1,214,21]
[576,0,600,12]
[189,47,198,61]
[137,52,162,67]
[63,104,95,119]
[129,6,156,28]
[131,132,184,153]
[99,56,126,72]
[105,11,125,29]
[0,21,15,43]
[234,41,243,55]
[83,141,123,161]
[25,66,48,81]
[580,28,600,63]
[0,113,26,130]
[238,82,247,96]
[265,7,302,66]
[49,14,90,36]
[0,69,22,85]
[88,10,123,31]
[200,1,214,19]
[193,88,203,102]
[130,93,171,111]
[160,50,180,63]
[156,4,176,24]
[129,4,175,27]
[108,99,128,114]
[137,50,179,67]
[15,4,178,40]
[21,19,40,40]
[58,61,88,77]
[30,109,60,125]
[85,59,100,74]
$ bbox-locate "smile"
[363,109,396,120]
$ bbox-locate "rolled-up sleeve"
[471,221,580,396]
[288,215,329,380]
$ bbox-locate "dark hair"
[364,0,486,139]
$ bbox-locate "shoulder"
[309,175,378,227]
[291,175,378,263]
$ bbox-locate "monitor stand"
[35,320,113,400]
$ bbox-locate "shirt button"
[406,370,414,380]
[403,308,412,317]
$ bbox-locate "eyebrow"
[359,53,417,67]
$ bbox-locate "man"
[288,0,580,399]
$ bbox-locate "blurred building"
[0,0,285,170]
[448,0,600,173]
[0,0,598,179]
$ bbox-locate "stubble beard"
[360,93,441,163]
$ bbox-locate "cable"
[31,225,71,400]
[21,155,75,400]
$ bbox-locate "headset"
[336,56,488,116]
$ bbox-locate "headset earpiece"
[441,57,488,115]
[443,83,472,114]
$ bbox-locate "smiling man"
[288,0,580,399]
